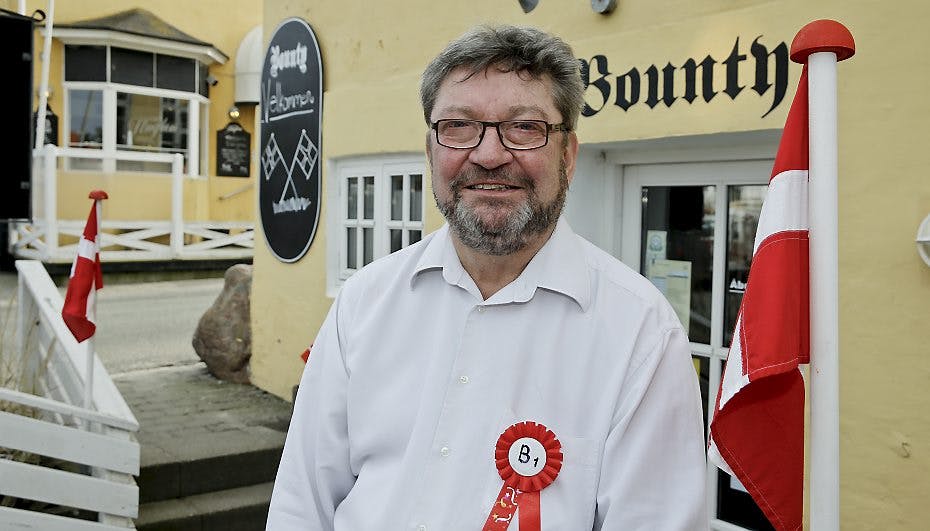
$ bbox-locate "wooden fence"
[0,260,139,529]
[8,146,254,264]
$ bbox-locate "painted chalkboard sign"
[216,122,251,177]
[259,17,323,263]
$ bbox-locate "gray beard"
[435,162,568,256]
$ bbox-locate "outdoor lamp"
[918,213,930,267]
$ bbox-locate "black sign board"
[2,10,34,221]
[216,122,251,177]
[259,18,323,263]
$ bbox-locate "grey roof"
[56,8,213,47]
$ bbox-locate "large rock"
[193,264,252,383]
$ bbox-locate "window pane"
[347,177,358,219]
[409,174,422,221]
[363,176,374,219]
[117,93,154,149]
[640,186,715,344]
[363,227,373,265]
[409,230,422,245]
[65,45,106,81]
[68,90,103,147]
[115,93,188,172]
[156,54,195,92]
[111,47,154,87]
[160,98,189,152]
[391,174,403,220]
[346,227,357,269]
[390,229,402,253]
[724,185,767,346]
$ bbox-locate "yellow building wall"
[53,171,205,220]
[255,0,930,528]
[20,0,261,224]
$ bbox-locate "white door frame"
[615,155,774,531]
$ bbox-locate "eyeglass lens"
[436,120,549,149]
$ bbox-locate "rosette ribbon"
[482,421,562,531]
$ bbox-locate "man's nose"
[467,126,514,170]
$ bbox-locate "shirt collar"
[411,224,470,290]
[411,218,592,311]
[513,218,591,311]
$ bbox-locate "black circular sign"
[259,18,323,263]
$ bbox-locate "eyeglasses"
[431,119,570,150]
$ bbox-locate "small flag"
[62,191,108,343]
[708,66,811,531]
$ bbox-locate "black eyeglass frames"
[431,119,570,150]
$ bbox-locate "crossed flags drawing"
[262,130,319,204]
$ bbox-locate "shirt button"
[477,306,484,313]
[459,375,469,384]
[417,525,427,531]
[440,446,451,457]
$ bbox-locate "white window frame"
[326,154,426,297]
[60,45,210,178]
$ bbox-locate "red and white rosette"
[482,421,562,531]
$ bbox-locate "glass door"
[620,160,775,531]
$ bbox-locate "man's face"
[427,67,578,255]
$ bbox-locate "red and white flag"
[62,192,107,343]
[708,66,811,531]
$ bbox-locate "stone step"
[113,364,293,528]
[136,481,274,531]
[138,430,286,503]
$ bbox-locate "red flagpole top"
[790,19,856,64]
[89,190,109,200]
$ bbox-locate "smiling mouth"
[467,184,521,191]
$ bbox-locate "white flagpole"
[807,49,840,531]
[792,20,855,531]
[83,197,102,412]
[34,0,55,150]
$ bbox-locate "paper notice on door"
[648,259,691,332]
[644,230,667,277]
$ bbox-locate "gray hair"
[420,25,584,131]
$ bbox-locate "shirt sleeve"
[593,326,709,531]
[266,295,355,530]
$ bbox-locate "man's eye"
[511,121,544,132]
[444,120,473,129]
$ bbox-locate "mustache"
[449,167,534,191]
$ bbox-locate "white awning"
[235,25,262,104]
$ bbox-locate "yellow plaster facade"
[252,0,930,528]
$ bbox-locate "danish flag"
[62,191,108,343]
[708,66,811,531]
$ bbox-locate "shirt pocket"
[539,436,599,530]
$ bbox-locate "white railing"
[9,146,254,264]
[0,260,139,529]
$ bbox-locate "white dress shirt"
[268,219,708,530]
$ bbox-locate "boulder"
[193,264,252,383]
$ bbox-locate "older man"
[268,25,707,530]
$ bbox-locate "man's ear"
[425,130,433,166]
[563,132,579,185]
